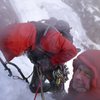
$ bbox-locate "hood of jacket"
[73,50,100,91]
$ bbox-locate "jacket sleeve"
[1,22,36,62]
[50,36,77,66]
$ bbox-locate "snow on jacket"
[64,50,100,100]
[0,22,77,66]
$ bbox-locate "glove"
[37,58,53,73]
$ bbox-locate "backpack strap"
[32,21,50,45]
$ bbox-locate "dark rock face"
[0,0,19,29]
[63,0,100,44]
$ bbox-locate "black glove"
[37,58,53,72]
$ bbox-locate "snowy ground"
[0,0,100,100]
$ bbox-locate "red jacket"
[0,22,77,66]
[64,50,100,100]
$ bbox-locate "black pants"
[29,65,64,93]
[29,65,52,93]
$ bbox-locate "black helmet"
[54,20,73,42]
